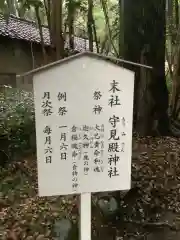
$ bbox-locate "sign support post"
[80,193,91,240]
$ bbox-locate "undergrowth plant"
[0,86,35,158]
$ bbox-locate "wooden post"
[80,193,91,240]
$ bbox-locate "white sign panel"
[33,54,134,197]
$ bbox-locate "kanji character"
[108,129,120,140]
[43,126,52,135]
[60,143,68,150]
[122,117,126,127]
[60,133,67,141]
[71,125,77,132]
[57,92,66,101]
[93,105,103,114]
[82,125,89,131]
[42,108,53,116]
[42,100,52,108]
[108,142,120,152]
[94,158,102,164]
[109,80,121,93]
[94,149,101,156]
[93,91,102,100]
[83,153,89,161]
[59,125,67,129]
[45,156,52,163]
[45,146,53,154]
[71,134,80,141]
[60,152,67,160]
[72,164,77,171]
[83,143,89,148]
[94,141,100,148]
[45,136,51,145]
[100,141,104,148]
[58,107,67,116]
[43,92,50,99]
[83,134,89,140]
[108,167,119,178]
[109,115,120,128]
[71,143,78,149]
[94,133,100,139]
[72,171,78,176]
[94,166,103,173]
[121,142,125,152]
[108,154,120,166]
[72,177,78,182]
[72,151,78,158]
[84,167,90,174]
[108,95,121,107]
[72,183,78,189]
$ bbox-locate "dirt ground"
[1,137,180,239]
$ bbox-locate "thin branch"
[92,18,99,53]
[100,0,118,56]
[165,46,173,79]
[30,42,35,69]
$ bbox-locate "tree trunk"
[118,0,124,57]
[123,0,142,131]
[7,0,17,15]
[123,0,169,135]
[51,0,64,60]
[170,45,180,119]
[68,0,74,49]
[175,0,179,27]
[87,0,94,52]
[55,0,64,59]
[35,6,47,64]
[44,0,53,45]
[146,0,170,135]
[51,0,57,60]
[136,47,154,135]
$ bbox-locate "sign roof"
[18,51,152,78]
